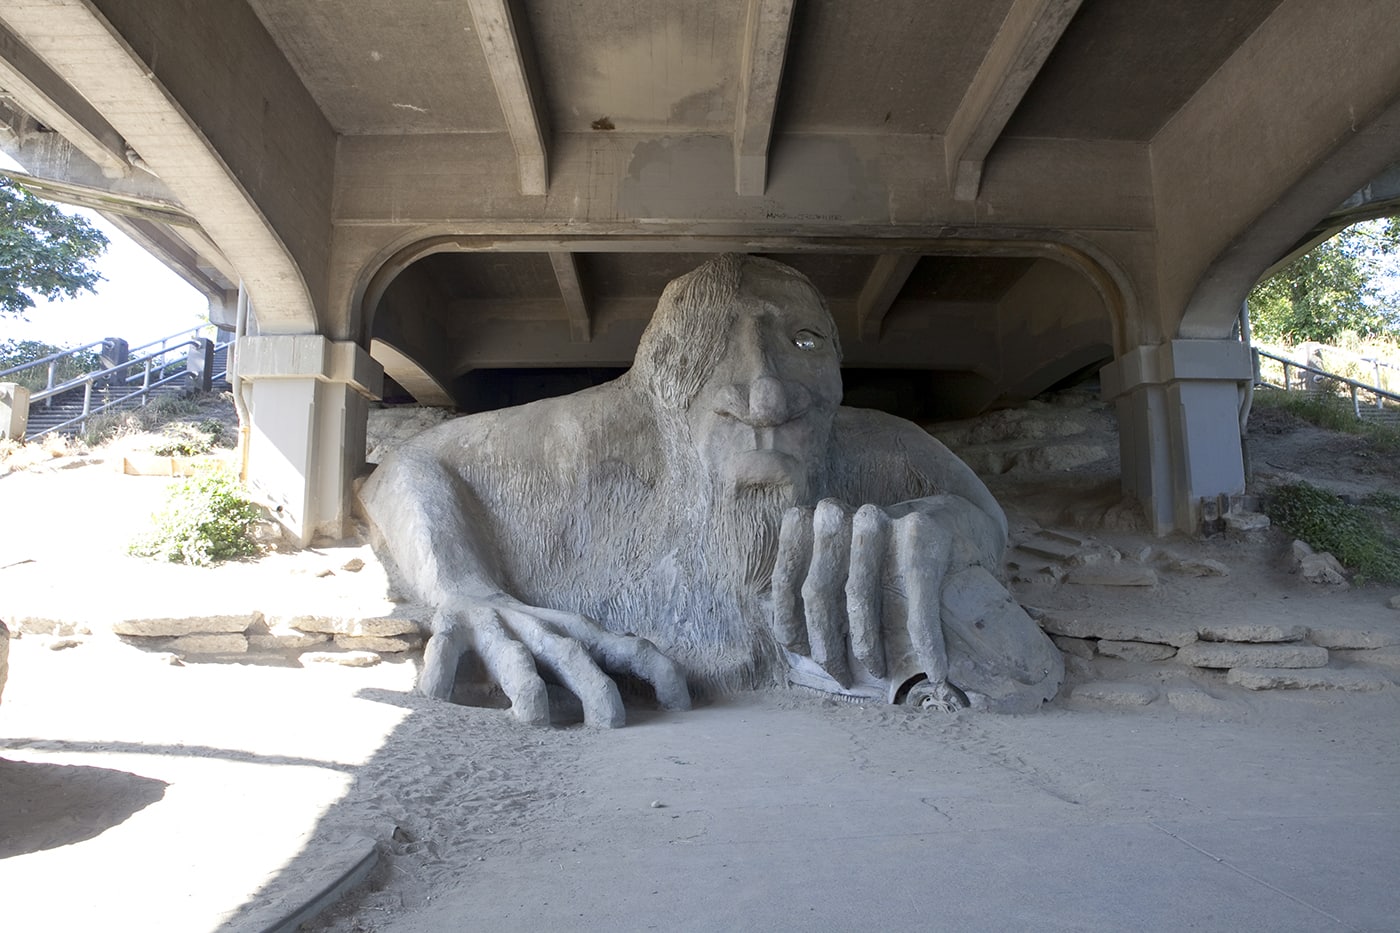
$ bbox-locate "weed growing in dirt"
[1265,481,1400,584]
[129,471,262,565]
[1251,390,1400,454]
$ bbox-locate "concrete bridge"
[1,0,1398,540]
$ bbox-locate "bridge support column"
[1101,340,1252,535]
[236,336,382,546]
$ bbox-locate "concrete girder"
[548,251,591,342]
[734,0,795,197]
[856,254,919,342]
[0,17,129,178]
[0,0,326,335]
[1153,0,1400,340]
[466,0,549,197]
[944,0,1083,202]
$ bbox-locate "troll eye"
[793,329,821,351]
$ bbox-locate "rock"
[1305,625,1400,650]
[333,633,423,653]
[1223,511,1271,533]
[341,557,366,573]
[1167,557,1230,577]
[0,619,8,705]
[282,613,422,637]
[1097,640,1177,662]
[1065,565,1158,587]
[1225,667,1389,692]
[1165,685,1240,716]
[169,633,248,655]
[1176,642,1328,670]
[1040,614,1199,647]
[302,650,381,667]
[1291,540,1348,585]
[1015,536,1080,562]
[1051,635,1095,660]
[12,617,79,637]
[247,631,331,652]
[1062,654,1094,681]
[45,636,83,651]
[111,615,255,637]
[1197,622,1307,644]
[1387,595,1400,610]
[1071,681,1159,706]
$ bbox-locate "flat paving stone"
[1041,614,1198,648]
[1097,640,1177,662]
[1197,622,1306,644]
[1177,642,1328,670]
[1225,667,1390,691]
[1071,681,1159,706]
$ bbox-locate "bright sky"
[1,155,208,352]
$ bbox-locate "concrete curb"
[221,834,380,933]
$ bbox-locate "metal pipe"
[231,283,252,483]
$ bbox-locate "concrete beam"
[548,252,591,342]
[0,0,323,334]
[944,0,1083,201]
[0,20,129,179]
[734,0,795,196]
[856,254,920,341]
[466,0,549,196]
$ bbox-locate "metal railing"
[1253,347,1400,417]
[6,325,234,439]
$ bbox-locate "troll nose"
[745,374,790,426]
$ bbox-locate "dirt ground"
[1,395,1399,932]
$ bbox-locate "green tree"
[1249,218,1400,343]
[0,177,108,317]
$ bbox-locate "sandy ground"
[2,400,1400,932]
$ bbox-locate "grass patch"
[1265,481,1400,584]
[1251,389,1400,454]
[129,470,262,566]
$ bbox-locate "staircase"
[23,380,197,438]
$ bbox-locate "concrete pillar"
[1101,340,1253,534]
[186,337,214,391]
[99,338,129,387]
[236,336,383,545]
[1,383,30,440]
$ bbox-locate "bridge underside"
[1,0,1399,538]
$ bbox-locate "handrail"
[29,340,200,404]
[0,337,105,381]
[1253,347,1400,417]
[28,368,196,439]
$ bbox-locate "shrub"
[129,471,262,565]
[1265,481,1400,584]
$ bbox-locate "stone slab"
[1065,565,1158,587]
[112,615,256,637]
[1197,622,1307,644]
[1050,634,1095,660]
[1177,642,1328,670]
[1304,625,1400,650]
[333,634,423,653]
[1333,646,1400,669]
[247,631,331,652]
[1164,685,1241,717]
[1040,614,1198,648]
[1097,640,1177,662]
[1015,537,1080,562]
[11,617,81,636]
[301,650,381,667]
[282,614,421,637]
[1225,667,1389,691]
[1070,681,1158,706]
[1166,557,1230,577]
[169,633,249,655]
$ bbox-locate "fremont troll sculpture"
[361,255,1062,725]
